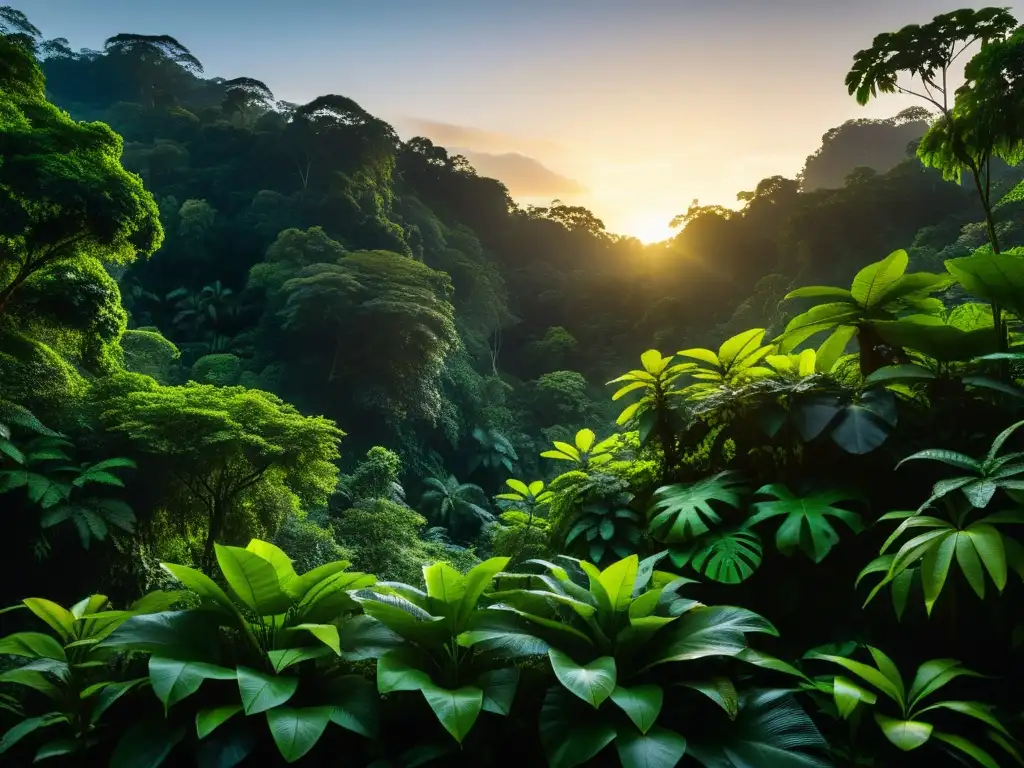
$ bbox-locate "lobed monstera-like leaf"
[647,472,746,544]
[746,484,864,563]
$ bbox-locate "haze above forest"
[19,0,1024,241]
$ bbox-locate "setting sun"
[622,212,676,244]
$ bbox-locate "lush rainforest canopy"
[3,4,1024,767]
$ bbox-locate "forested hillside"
[4,4,1024,767]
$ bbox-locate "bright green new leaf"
[214,544,293,616]
[159,563,239,619]
[548,649,616,708]
[289,624,341,655]
[0,632,66,661]
[22,599,75,643]
[833,675,877,718]
[874,712,933,751]
[245,539,300,598]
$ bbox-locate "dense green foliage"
[4,5,1024,767]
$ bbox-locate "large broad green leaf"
[453,557,509,630]
[31,738,78,761]
[160,563,240,620]
[289,624,340,655]
[149,657,235,712]
[864,363,939,386]
[806,653,902,706]
[615,725,688,768]
[786,286,855,302]
[0,667,60,698]
[266,706,333,763]
[337,614,402,661]
[611,685,663,734]
[291,561,352,598]
[376,648,435,694]
[873,316,998,361]
[0,632,66,661]
[946,251,1024,318]
[932,731,1003,768]
[779,305,863,354]
[791,394,843,442]
[599,555,639,612]
[420,682,484,744]
[907,660,978,709]
[852,249,908,308]
[99,610,221,662]
[195,705,243,739]
[321,675,379,739]
[648,473,745,544]
[539,687,617,768]
[677,347,721,367]
[830,390,896,455]
[717,329,768,370]
[296,570,375,624]
[457,606,574,657]
[684,689,829,768]
[476,668,519,716]
[0,714,65,755]
[127,591,185,616]
[747,485,863,563]
[875,712,933,751]
[236,666,298,715]
[214,544,293,616]
[423,562,466,609]
[548,649,616,708]
[645,606,776,667]
[918,700,1009,736]
[245,540,300,598]
[355,593,447,647]
[832,675,877,718]
[681,677,739,719]
[22,599,75,643]
[734,648,808,681]
[89,678,148,725]
[267,648,331,672]
[669,530,763,584]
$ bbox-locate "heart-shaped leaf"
[549,649,616,708]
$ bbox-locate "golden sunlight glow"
[621,211,677,244]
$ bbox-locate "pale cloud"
[392,117,567,157]
[457,150,586,197]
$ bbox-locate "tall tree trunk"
[203,498,226,574]
[968,159,1007,362]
